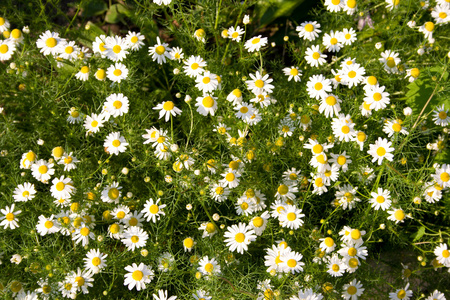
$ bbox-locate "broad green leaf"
[76,21,106,48]
[256,0,306,28]
[412,226,425,242]
[81,0,108,18]
[105,3,131,24]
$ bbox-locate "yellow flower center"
[351,229,361,240]
[149,204,159,214]
[439,12,447,19]
[46,37,57,48]
[163,101,175,111]
[132,270,143,281]
[155,45,165,55]
[312,52,321,60]
[80,66,89,74]
[0,18,4,25]
[240,202,249,210]
[65,46,73,54]
[26,151,36,162]
[442,250,450,258]
[410,68,420,78]
[304,24,314,32]
[71,111,79,118]
[226,173,235,182]
[92,257,101,266]
[348,70,356,78]
[204,263,214,273]
[205,222,215,233]
[108,188,119,200]
[397,290,406,299]
[287,212,296,221]
[341,125,350,134]
[348,247,357,256]
[325,96,337,106]
[316,154,326,164]
[347,0,356,8]
[315,177,324,187]
[56,182,65,191]
[22,191,30,197]
[113,100,122,109]
[191,63,199,70]
[287,259,297,268]
[278,184,289,195]
[314,82,323,90]
[347,286,357,295]
[131,36,138,43]
[345,33,351,39]
[113,69,122,76]
[330,37,338,45]
[80,227,90,236]
[113,45,121,54]
[395,209,405,221]
[232,32,239,38]
[357,131,366,142]
[376,147,386,156]
[332,264,340,272]
[252,217,264,227]
[117,211,126,219]
[235,232,245,243]
[52,146,64,158]
[131,235,139,243]
[128,217,138,226]
[215,186,224,195]
[439,111,447,119]
[184,238,194,248]
[324,237,334,247]
[44,220,53,229]
[348,258,358,268]
[336,156,346,165]
[386,57,396,68]
[373,92,382,102]
[367,76,377,85]
[112,139,121,147]
[202,96,214,108]
[425,22,435,32]
[290,68,298,76]
[5,213,14,221]
[110,224,120,234]
[255,79,264,88]
[38,165,48,174]
[440,172,449,182]
[252,38,261,44]
[75,276,85,287]
[99,43,106,52]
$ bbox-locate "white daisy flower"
[153,100,182,122]
[198,222,218,238]
[342,279,364,300]
[36,30,62,56]
[123,263,155,291]
[249,211,270,236]
[323,30,343,52]
[418,22,435,40]
[327,254,346,277]
[339,27,357,45]
[125,31,145,51]
[122,227,148,251]
[306,74,332,100]
[228,25,245,42]
[153,289,177,300]
[92,35,108,57]
[368,137,395,165]
[385,0,400,10]
[142,198,166,223]
[0,204,21,229]
[13,182,36,202]
[304,45,327,67]
[244,35,268,52]
[197,256,221,276]
[83,248,107,274]
[149,37,172,64]
[432,5,450,25]
[319,237,336,253]
[31,159,55,183]
[50,176,76,200]
[282,66,302,82]
[389,283,413,300]
[57,40,79,61]
[433,164,450,188]
[342,0,357,15]
[280,250,305,274]
[245,71,274,95]
[170,46,184,61]
[72,222,95,247]
[379,50,401,73]
[104,131,129,155]
[279,204,304,230]
[182,237,196,252]
[329,151,351,171]
[36,214,60,236]
[339,63,366,88]
[101,181,122,203]
[195,71,219,93]
[223,223,257,254]
[432,105,450,126]
[425,290,446,300]
[103,93,129,118]
[296,21,321,41]
[364,85,390,111]
[387,207,411,224]
[383,119,408,137]
[226,89,243,105]
[405,67,420,82]
[183,55,207,78]
[325,0,343,12]
[219,169,241,188]
[0,39,16,61]
[106,62,129,83]
[0,17,10,33]
[331,114,356,142]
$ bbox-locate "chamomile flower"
[323,30,343,52]
[72,223,95,247]
[296,21,321,41]
[123,211,144,228]
[425,290,446,300]
[235,197,256,216]
[125,31,145,51]
[36,214,60,236]
[199,222,218,238]
[331,114,356,142]
[282,66,302,82]
[108,223,124,239]
[405,68,420,82]
[226,89,243,105]
[304,45,327,67]
[339,27,357,45]
[325,0,343,12]
[104,36,129,62]
[368,137,394,165]
[385,0,400,10]
[67,107,83,124]
[282,168,302,183]
[244,35,268,52]
[434,164,450,188]
[142,198,166,223]
[142,127,161,144]
[50,176,76,200]
[278,118,295,137]
[319,94,341,118]
[0,39,16,61]
[327,254,346,277]
[92,35,108,57]
[280,250,305,274]
[193,290,211,300]
[153,101,182,122]
[433,243,450,267]
[122,226,148,251]
[198,256,221,276]
[106,62,129,83]
[387,207,410,224]
[69,268,94,294]
[0,204,21,229]
[380,50,401,73]
[101,182,122,203]
[383,119,408,137]
[112,205,131,221]
[223,223,257,254]
[210,182,230,202]
[228,26,245,42]
[250,92,273,108]
[36,30,62,56]
[75,65,90,81]
[275,182,298,201]
[219,170,241,188]
[389,283,413,300]
[249,211,270,236]
[432,5,450,25]
[183,55,207,78]
[170,46,184,61]
[306,74,332,100]
[246,71,274,95]
[342,279,364,300]
[149,37,172,64]
[418,22,435,40]
[94,68,106,81]
[319,237,336,253]
[20,150,37,169]
[304,138,332,155]
[153,289,177,300]
[329,151,351,171]
[364,85,390,111]
[432,105,450,126]
[104,132,128,155]
[340,63,366,88]
[336,184,360,210]
[233,101,254,121]
[194,28,206,43]
[31,159,55,183]
[0,17,10,33]
[279,205,305,230]
[13,182,36,202]
[123,263,155,291]
[343,0,357,14]
[195,71,219,93]
[182,237,196,252]
[83,248,107,274]
[104,93,129,118]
